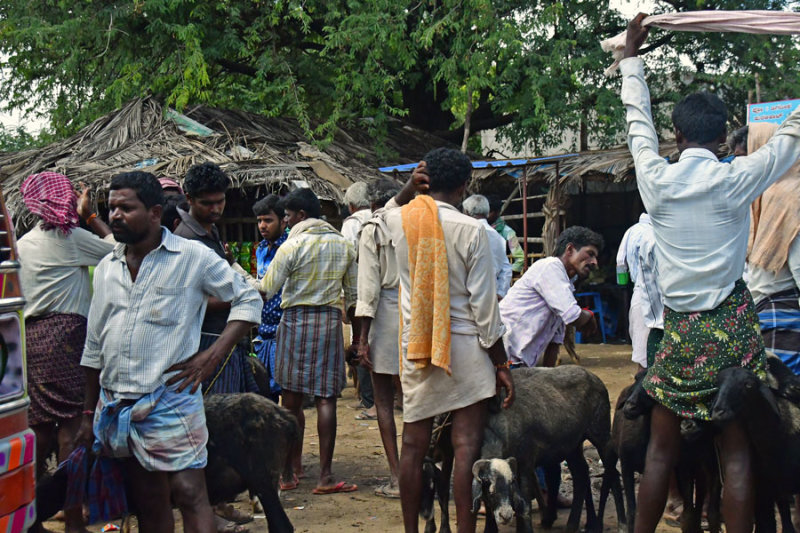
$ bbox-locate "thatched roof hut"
[0,97,452,232]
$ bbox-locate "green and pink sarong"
[643,279,767,420]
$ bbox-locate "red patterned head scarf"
[21,172,80,235]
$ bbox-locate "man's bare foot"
[374,478,400,499]
[214,502,253,525]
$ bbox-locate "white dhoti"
[400,330,496,423]
[629,285,650,367]
[369,287,400,376]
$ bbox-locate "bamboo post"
[554,161,562,237]
[522,164,529,273]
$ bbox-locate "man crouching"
[75,171,262,532]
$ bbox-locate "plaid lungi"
[644,279,767,420]
[200,333,248,394]
[92,383,208,471]
[26,313,87,425]
[275,305,345,398]
[756,287,800,374]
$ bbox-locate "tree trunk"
[579,118,588,152]
[461,87,473,153]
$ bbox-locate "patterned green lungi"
[643,279,767,420]
[646,328,664,368]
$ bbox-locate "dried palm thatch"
[471,141,679,188]
[0,98,449,231]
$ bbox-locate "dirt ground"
[45,343,680,533]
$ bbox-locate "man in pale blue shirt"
[77,171,261,533]
[622,14,800,533]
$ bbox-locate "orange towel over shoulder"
[401,195,452,374]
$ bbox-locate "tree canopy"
[1,0,798,154]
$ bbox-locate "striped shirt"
[81,229,262,398]
[261,219,358,310]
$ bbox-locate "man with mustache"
[499,226,602,369]
[77,171,261,533]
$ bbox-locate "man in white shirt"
[77,171,262,533]
[617,213,663,369]
[499,226,601,368]
[463,194,512,298]
[621,15,800,533]
[383,149,514,533]
[341,181,378,417]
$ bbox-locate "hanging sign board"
[748,99,800,125]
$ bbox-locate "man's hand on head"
[394,161,430,206]
[411,161,430,194]
[77,183,93,220]
[624,13,650,59]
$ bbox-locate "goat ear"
[472,459,490,480]
[507,457,518,477]
[759,381,781,418]
[471,478,483,514]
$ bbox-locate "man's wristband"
[85,213,97,224]
[582,307,594,319]
[82,409,95,417]
[494,360,511,370]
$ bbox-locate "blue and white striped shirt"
[81,229,262,398]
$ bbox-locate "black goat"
[421,366,624,533]
[713,364,800,533]
[599,370,722,533]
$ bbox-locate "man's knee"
[171,470,211,511]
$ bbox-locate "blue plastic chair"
[574,292,607,344]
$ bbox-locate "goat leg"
[563,450,591,533]
[621,460,637,533]
[514,473,535,533]
[541,462,560,529]
[251,473,294,533]
[777,495,795,533]
[439,453,454,533]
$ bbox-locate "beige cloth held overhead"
[601,10,800,75]
[747,122,800,274]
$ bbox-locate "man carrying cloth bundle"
[383,148,514,533]
[621,15,800,533]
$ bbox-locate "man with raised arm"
[621,14,800,533]
[384,149,515,533]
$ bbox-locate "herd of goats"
[33,355,800,533]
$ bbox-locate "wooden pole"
[522,164,529,273]
[554,161,562,236]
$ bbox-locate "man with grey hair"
[341,181,378,416]
[341,182,372,249]
[464,194,512,298]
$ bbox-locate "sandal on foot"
[279,474,299,491]
[374,483,400,499]
[312,481,358,494]
[355,411,377,420]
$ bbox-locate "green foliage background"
[0,0,798,154]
